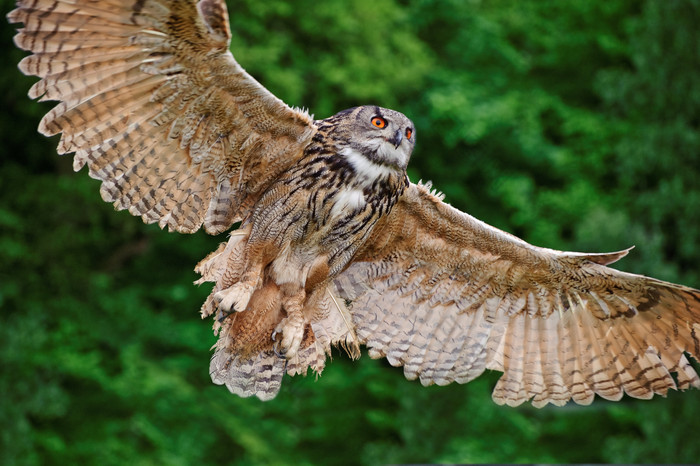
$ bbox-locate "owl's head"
[329,105,415,181]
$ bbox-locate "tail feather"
[210,348,285,402]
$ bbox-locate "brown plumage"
[10,0,700,406]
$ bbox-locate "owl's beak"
[390,129,403,149]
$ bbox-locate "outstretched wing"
[333,182,700,407]
[9,0,316,234]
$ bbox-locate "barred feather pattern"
[9,0,316,234]
[333,183,700,407]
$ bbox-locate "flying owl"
[9,0,700,407]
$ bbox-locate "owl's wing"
[333,182,700,407]
[9,0,316,233]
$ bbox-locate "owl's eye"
[371,116,387,129]
[405,128,413,139]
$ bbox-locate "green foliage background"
[2,0,700,464]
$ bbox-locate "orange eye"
[371,117,386,129]
[405,128,413,139]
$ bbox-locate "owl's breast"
[247,150,406,289]
[329,188,366,220]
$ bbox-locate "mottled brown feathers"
[11,0,700,406]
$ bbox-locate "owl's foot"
[271,290,306,359]
[214,281,255,313]
[272,315,305,359]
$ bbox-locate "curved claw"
[216,308,233,323]
[271,330,286,358]
[273,343,286,359]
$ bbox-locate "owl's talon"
[273,341,290,372]
[271,329,285,358]
[273,341,286,358]
[272,315,304,360]
[216,309,232,323]
[214,282,255,313]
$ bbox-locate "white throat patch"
[340,147,395,186]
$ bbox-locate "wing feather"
[10,0,316,234]
[334,182,700,406]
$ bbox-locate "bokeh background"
[2,0,700,464]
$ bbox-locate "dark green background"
[2,0,700,464]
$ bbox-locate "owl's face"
[332,105,415,181]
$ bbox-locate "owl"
[9,0,700,407]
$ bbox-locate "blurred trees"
[1,0,699,464]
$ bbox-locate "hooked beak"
[389,129,403,149]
